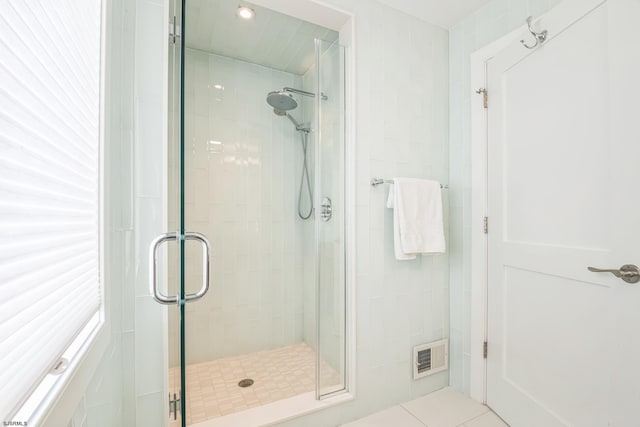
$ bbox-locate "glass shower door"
[167,1,215,425]
[166,0,184,425]
[167,0,183,424]
[163,5,349,424]
[162,0,212,425]
[315,38,347,398]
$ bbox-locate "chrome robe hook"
[520,16,547,49]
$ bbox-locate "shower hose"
[298,130,313,220]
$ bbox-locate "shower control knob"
[320,197,332,222]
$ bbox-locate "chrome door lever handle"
[587,267,623,277]
[588,264,640,284]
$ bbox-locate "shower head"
[266,91,298,112]
[267,89,309,133]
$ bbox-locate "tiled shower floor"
[169,343,317,425]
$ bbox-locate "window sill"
[13,313,109,427]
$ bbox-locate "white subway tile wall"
[448,0,563,394]
[171,48,308,364]
[66,0,168,424]
[68,396,86,427]
[131,0,169,424]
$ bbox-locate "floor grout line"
[401,405,429,427]
[343,388,504,427]
[455,407,511,427]
[459,405,491,424]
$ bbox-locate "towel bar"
[370,178,449,189]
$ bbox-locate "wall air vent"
[413,339,448,380]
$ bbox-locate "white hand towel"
[387,178,445,260]
[387,183,416,260]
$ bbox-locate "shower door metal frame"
[314,37,350,401]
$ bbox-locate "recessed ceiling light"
[236,5,255,20]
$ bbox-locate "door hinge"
[169,16,181,44]
[483,216,488,234]
[483,341,488,359]
[476,88,488,108]
[169,391,181,420]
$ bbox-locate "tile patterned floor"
[169,352,501,427]
[169,343,320,425]
[341,387,509,427]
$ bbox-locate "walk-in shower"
[163,0,348,425]
[266,88,314,219]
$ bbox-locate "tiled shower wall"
[171,49,309,364]
[448,0,563,395]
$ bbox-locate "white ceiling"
[185,0,338,75]
[250,0,351,31]
[375,0,494,28]
[184,0,494,74]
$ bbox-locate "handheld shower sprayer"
[265,88,318,219]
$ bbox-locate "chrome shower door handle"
[149,233,179,304]
[587,264,640,284]
[184,232,211,302]
[149,232,212,304]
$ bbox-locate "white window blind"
[0,0,103,419]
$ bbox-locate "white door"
[486,0,640,426]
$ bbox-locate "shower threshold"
[189,390,352,427]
